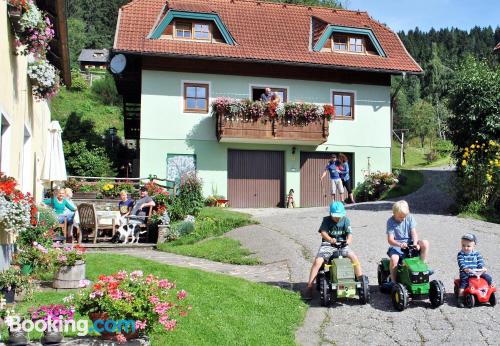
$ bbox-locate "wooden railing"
[216,114,329,145]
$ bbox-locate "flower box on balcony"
[7,3,22,32]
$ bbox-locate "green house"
[113,0,422,208]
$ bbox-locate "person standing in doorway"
[260,87,273,102]
[320,154,344,202]
[338,153,355,204]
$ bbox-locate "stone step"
[80,243,157,251]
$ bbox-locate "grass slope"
[392,141,451,169]
[13,254,306,345]
[381,169,425,200]
[50,87,123,137]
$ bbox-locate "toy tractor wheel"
[490,293,497,307]
[319,276,331,307]
[465,293,475,308]
[358,275,370,304]
[391,283,409,311]
[429,280,445,308]
[378,263,390,293]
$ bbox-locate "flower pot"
[2,287,16,303]
[41,330,63,344]
[21,264,32,275]
[88,312,139,340]
[7,329,28,346]
[52,261,86,289]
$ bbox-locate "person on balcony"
[260,87,274,102]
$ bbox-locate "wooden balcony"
[216,114,329,145]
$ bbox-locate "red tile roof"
[114,0,422,73]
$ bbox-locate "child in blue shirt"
[320,154,344,202]
[456,233,493,308]
[385,200,431,287]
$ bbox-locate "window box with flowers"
[68,270,190,343]
[212,98,332,144]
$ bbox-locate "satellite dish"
[110,54,126,74]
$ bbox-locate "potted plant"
[0,267,33,303]
[0,303,28,345]
[27,58,60,100]
[69,270,190,342]
[50,244,86,289]
[29,304,75,344]
[14,242,48,275]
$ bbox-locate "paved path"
[228,168,500,346]
[107,167,500,345]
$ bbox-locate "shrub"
[69,70,88,91]
[354,171,399,202]
[64,141,116,177]
[16,204,58,249]
[456,140,499,211]
[433,139,453,157]
[91,74,121,106]
[167,173,204,221]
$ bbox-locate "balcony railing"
[216,114,329,145]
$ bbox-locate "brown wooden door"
[228,150,285,208]
[300,152,355,207]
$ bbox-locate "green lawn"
[13,254,307,345]
[159,208,259,264]
[392,141,452,169]
[381,169,425,200]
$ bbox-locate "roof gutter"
[112,49,423,75]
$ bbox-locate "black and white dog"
[111,223,146,244]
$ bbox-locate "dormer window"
[194,24,210,40]
[175,22,192,39]
[332,35,365,53]
[349,37,364,53]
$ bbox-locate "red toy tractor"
[454,269,497,308]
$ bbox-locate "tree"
[447,57,500,153]
[64,141,116,177]
[67,18,88,69]
[408,100,437,148]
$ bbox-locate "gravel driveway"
[228,168,500,345]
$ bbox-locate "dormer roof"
[114,0,422,74]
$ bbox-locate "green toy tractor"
[316,241,370,307]
[377,245,445,311]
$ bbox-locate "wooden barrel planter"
[52,260,86,289]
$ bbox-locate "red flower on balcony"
[323,105,335,121]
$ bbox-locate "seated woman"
[118,190,134,226]
[43,188,76,236]
[64,188,79,242]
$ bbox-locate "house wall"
[140,70,391,205]
[0,2,52,259]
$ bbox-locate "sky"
[344,0,500,32]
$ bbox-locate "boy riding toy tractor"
[317,241,370,307]
[378,245,445,311]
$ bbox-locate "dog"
[111,223,146,244]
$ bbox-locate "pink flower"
[115,334,127,344]
[109,290,123,300]
[148,296,159,304]
[158,279,172,289]
[58,255,67,262]
[154,302,172,315]
[162,319,176,331]
[177,290,187,300]
[159,315,170,324]
[135,320,147,330]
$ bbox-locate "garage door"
[228,150,285,208]
[300,152,354,207]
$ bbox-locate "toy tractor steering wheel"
[469,268,486,278]
[401,244,420,258]
[332,240,347,249]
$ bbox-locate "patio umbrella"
[41,120,67,193]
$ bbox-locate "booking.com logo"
[6,316,137,336]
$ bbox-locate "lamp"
[291,146,296,155]
[108,127,117,149]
